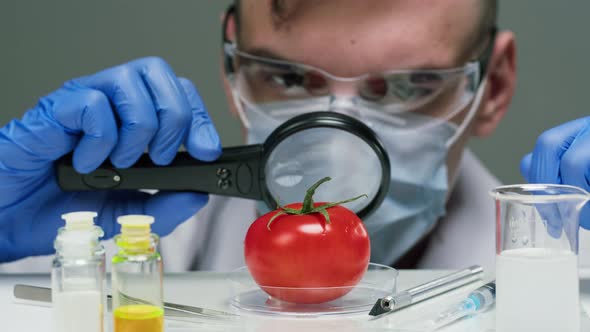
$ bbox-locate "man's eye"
[389,79,434,101]
[409,72,442,85]
[385,73,442,100]
[267,72,304,88]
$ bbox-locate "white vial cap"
[61,211,98,230]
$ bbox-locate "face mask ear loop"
[445,78,488,149]
[229,85,251,129]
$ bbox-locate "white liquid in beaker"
[496,248,580,332]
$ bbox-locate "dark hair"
[483,0,499,30]
[479,1,499,42]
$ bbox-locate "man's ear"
[219,8,249,142]
[219,6,240,118]
[221,7,237,43]
[472,31,517,137]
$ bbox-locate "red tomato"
[244,200,370,304]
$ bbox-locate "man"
[0,0,581,273]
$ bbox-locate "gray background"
[1,0,588,184]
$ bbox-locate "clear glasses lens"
[230,45,479,128]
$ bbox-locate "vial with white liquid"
[111,214,164,332]
[491,184,586,332]
[52,211,106,332]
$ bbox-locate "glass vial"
[52,211,106,332]
[112,215,164,332]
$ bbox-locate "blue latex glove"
[520,117,590,231]
[0,57,222,262]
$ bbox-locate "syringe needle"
[425,281,496,331]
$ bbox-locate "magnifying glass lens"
[265,127,383,213]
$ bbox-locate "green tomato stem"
[266,177,367,230]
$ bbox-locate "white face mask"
[232,80,487,265]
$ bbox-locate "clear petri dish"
[228,262,398,317]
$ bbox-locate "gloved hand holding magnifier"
[58,111,390,219]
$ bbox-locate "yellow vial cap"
[116,215,155,250]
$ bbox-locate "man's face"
[230,0,499,191]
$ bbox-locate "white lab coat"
[3,150,589,273]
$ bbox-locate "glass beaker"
[490,184,587,332]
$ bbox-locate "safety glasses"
[222,5,497,131]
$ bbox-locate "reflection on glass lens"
[271,160,303,187]
[265,127,382,213]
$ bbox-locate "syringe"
[425,280,496,331]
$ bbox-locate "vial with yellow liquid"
[112,215,164,332]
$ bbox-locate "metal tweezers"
[13,284,238,320]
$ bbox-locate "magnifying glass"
[57,112,390,219]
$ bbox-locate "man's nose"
[327,80,358,97]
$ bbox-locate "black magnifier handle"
[56,145,265,200]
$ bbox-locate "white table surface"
[2,269,590,332]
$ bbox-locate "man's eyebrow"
[409,61,465,71]
[241,47,464,72]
